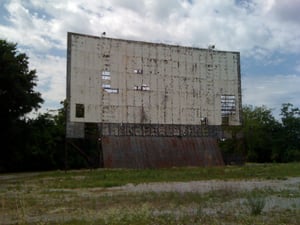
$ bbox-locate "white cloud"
[27,52,66,108]
[2,0,300,53]
[242,74,300,117]
[1,1,63,51]
[1,0,300,114]
[269,0,300,24]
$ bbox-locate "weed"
[245,193,266,216]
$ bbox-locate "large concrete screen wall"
[67,32,241,128]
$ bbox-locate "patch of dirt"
[119,177,300,193]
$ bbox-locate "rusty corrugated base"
[102,136,224,168]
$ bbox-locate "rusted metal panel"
[102,136,224,168]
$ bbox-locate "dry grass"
[0,163,300,224]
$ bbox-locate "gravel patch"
[120,177,300,193]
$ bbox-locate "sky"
[0,0,300,119]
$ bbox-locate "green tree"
[242,105,281,162]
[23,111,65,170]
[276,103,300,162]
[219,125,245,165]
[0,39,43,171]
[242,103,300,163]
[0,40,43,120]
[2,100,67,171]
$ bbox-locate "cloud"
[269,0,300,24]
[242,74,300,117]
[26,52,66,107]
[1,1,64,51]
[1,0,300,115]
[2,0,300,53]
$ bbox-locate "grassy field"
[1,163,300,224]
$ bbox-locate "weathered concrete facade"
[66,32,242,168]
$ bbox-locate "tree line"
[220,103,300,164]
[1,39,299,172]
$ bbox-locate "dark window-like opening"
[75,104,84,118]
[222,116,229,125]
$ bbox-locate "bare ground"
[118,177,300,193]
[1,173,300,224]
